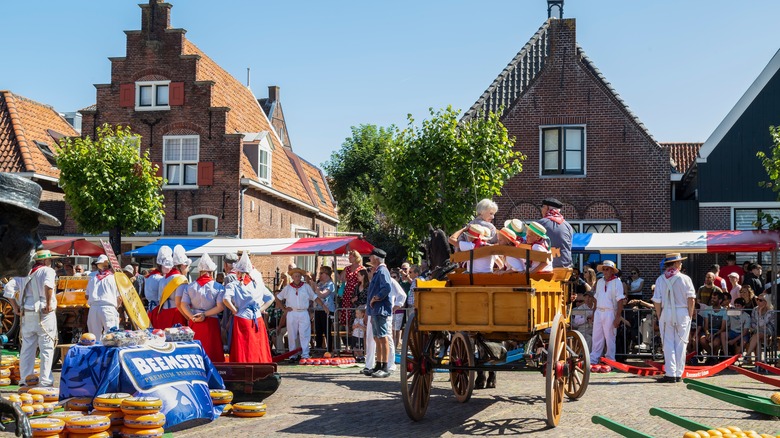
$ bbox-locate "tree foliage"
[323,124,395,233]
[379,106,524,251]
[56,124,165,254]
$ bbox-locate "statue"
[0,172,58,438]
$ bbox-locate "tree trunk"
[109,226,122,266]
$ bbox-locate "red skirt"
[191,317,224,363]
[155,307,187,329]
[230,315,272,363]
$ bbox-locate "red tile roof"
[660,142,702,174]
[298,157,338,219]
[0,91,78,179]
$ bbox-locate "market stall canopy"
[42,238,105,257]
[124,236,375,258]
[572,230,780,254]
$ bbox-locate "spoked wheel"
[400,310,434,421]
[449,332,475,403]
[545,313,566,427]
[564,329,590,400]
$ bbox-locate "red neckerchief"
[165,268,181,278]
[473,238,487,248]
[535,239,549,250]
[544,208,565,225]
[242,275,252,286]
[30,263,46,274]
[196,274,212,287]
[96,269,113,281]
[145,269,160,278]
[603,274,618,293]
[290,281,305,295]
[665,268,679,279]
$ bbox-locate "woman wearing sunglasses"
[744,293,775,364]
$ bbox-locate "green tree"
[56,124,165,256]
[380,106,524,252]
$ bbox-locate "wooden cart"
[400,245,590,427]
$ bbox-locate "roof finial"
[547,0,563,19]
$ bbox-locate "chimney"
[141,0,172,40]
[268,86,280,103]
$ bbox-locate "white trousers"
[20,312,56,386]
[87,305,120,338]
[590,309,616,364]
[365,317,394,371]
[660,309,691,378]
[287,311,312,359]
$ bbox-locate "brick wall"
[700,206,731,230]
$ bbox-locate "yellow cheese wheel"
[0,377,12,386]
[4,394,20,403]
[120,397,162,415]
[68,432,111,438]
[92,393,132,411]
[0,357,16,367]
[20,394,33,405]
[49,411,85,421]
[29,418,65,436]
[67,397,93,411]
[90,409,124,426]
[232,402,267,417]
[65,415,111,433]
[29,387,59,402]
[120,427,165,438]
[25,374,40,386]
[31,394,45,404]
[42,402,56,414]
[21,405,34,416]
[209,389,233,405]
[0,368,10,378]
[696,432,711,438]
[123,412,165,429]
[32,403,44,416]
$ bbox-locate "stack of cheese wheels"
[65,414,112,436]
[29,387,59,403]
[232,402,267,418]
[31,403,44,416]
[91,409,125,428]
[19,393,33,406]
[93,393,132,412]
[120,396,164,438]
[67,397,93,411]
[41,402,55,414]
[120,397,162,415]
[29,417,65,437]
[30,394,45,405]
[0,366,11,386]
[4,394,20,404]
[20,405,34,417]
[209,389,233,405]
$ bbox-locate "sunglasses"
[631,272,638,275]
[757,298,766,302]
[575,300,584,304]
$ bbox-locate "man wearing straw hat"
[18,249,58,387]
[652,253,696,383]
[590,260,625,365]
[85,254,121,337]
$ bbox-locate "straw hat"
[597,260,618,273]
[525,221,548,240]
[465,223,489,241]
[33,249,53,260]
[504,219,525,236]
[288,268,309,277]
[663,253,687,263]
[498,227,518,244]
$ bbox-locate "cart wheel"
[449,332,475,403]
[564,329,590,400]
[0,297,19,341]
[545,312,565,427]
[400,310,434,421]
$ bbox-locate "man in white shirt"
[18,250,58,387]
[590,260,625,365]
[85,255,121,337]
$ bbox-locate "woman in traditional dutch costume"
[154,245,189,329]
[223,252,274,362]
[179,252,225,362]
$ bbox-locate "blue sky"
[3,1,780,167]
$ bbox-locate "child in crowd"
[351,305,366,360]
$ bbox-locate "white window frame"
[135,80,171,111]
[162,135,199,189]
[188,214,218,236]
[539,125,586,177]
[256,136,272,184]
[733,207,780,265]
[293,226,316,272]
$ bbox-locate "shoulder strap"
[158,275,188,311]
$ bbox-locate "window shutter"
[153,162,163,178]
[198,162,214,186]
[169,82,185,106]
[119,84,135,107]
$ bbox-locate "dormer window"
[34,141,57,166]
[243,132,273,185]
[136,81,170,111]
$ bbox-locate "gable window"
[136,81,170,111]
[243,133,273,185]
[163,135,199,188]
[188,214,218,236]
[311,177,327,205]
[541,126,585,175]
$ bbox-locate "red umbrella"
[42,238,105,257]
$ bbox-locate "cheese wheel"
[120,397,162,415]
[20,394,33,405]
[120,427,165,438]
[0,368,10,378]
[92,393,132,411]
[90,409,124,426]
[0,357,16,367]
[48,411,85,422]
[17,386,30,394]
[32,403,44,416]
[25,374,40,386]
[123,412,165,429]
[67,397,93,411]
[0,377,12,386]
[5,394,20,403]
[29,387,59,403]
[65,415,111,433]
[31,394,45,404]
[21,405,34,416]
[232,402,266,417]
[209,389,233,405]
[42,402,56,414]
[68,432,111,438]
[30,418,65,436]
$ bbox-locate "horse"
[425,225,457,280]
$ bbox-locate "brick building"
[77,0,338,274]
[462,17,673,287]
[0,90,79,236]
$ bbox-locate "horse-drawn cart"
[400,245,590,427]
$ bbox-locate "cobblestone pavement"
[163,363,780,438]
